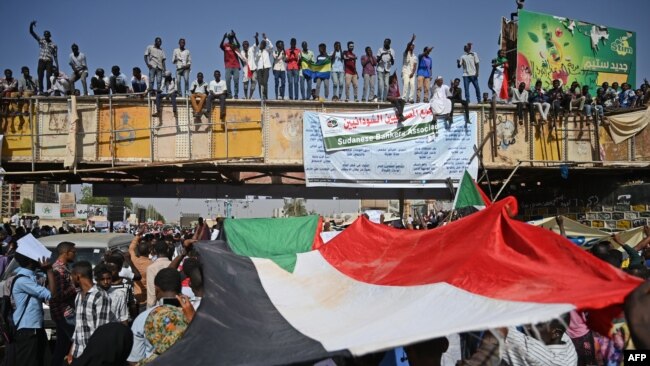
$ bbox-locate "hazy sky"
[5,0,649,220]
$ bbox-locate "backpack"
[0,274,31,343]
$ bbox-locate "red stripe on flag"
[499,64,510,100]
[475,181,491,206]
[320,197,640,314]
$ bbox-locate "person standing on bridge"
[68,44,88,96]
[29,20,58,95]
[172,38,191,97]
[221,30,241,99]
[144,37,166,94]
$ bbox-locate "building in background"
[0,183,59,218]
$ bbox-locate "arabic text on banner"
[319,103,435,152]
[303,112,478,188]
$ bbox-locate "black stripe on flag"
[151,241,350,366]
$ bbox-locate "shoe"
[354,99,359,102]
[173,110,178,118]
[416,98,420,103]
[424,98,429,103]
[344,99,349,102]
[370,97,378,102]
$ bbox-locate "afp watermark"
[625,350,650,365]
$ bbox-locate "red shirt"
[343,51,357,75]
[222,42,241,69]
[286,48,300,70]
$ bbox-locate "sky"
[3,0,649,220]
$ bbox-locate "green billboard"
[516,10,636,92]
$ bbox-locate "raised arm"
[220,33,227,50]
[29,21,40,42]
[405,33,415,53]
[122,251,142,281]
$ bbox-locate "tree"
[79,185,132,209]
[20,198,33,214]
[283,198,308,217]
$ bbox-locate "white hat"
[435,75,443,80]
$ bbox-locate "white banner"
[303,112,478,188]
[35,203,61,219]
[319,104,435,151]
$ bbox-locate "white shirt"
[190,80,208,94]
[69,52,87,71]
[432,83,451,100]
[430,83,452,114]
[172,48,191,70]
[376,47,395,73]
[460,52,480,77]
[49,72,70,94]
[209,79,227,95]
[245,47,257,71]
[501,327,578,366]
[273,49,286,71]
[254,38,273,69]
[402,51,417,74]
[210,229,220,240]
[510,88,529,104]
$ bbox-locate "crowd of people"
[2,206,649,366]
[1,23,648,129]
[2,218,217,366]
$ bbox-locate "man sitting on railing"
[91,68,110,95]
[131,67,149,95]
[109,66,131,94]
[509,81,528,126]
[190,72,208,119]
[618,83,637,108]
[206,70,227,122]
[153,71,178,124]
[1,69,19,97]
[18,66,38,97]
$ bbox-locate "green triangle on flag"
[453,171,488,210]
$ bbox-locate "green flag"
[453,171,488,210]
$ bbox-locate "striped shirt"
[502,327,578,366]
[71,285,115,358]
[38,38,57,61]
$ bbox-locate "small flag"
[453,170,490,210]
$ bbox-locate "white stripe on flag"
[252,252,574,356]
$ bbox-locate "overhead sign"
[517,10,636,90]
[318,104,436,151]
[303,111,478,188]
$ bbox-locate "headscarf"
[71,322,133,366]
[138,305,188,365]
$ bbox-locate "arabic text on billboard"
[516,10,636,91]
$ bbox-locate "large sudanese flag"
[151,197,642,366]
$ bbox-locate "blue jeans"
[584,104,604,117]
[377,71,390,101]
[148,67,163,92]
[332,71,344,99]
[463,75,481,103]
[176,68,190,96]
[225,68,240,98]
[287,69,299,100]
[51,315,75,366]
[300,75,312,100]
[156,91,178,113]
[273,70,286,99]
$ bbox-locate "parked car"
[0,233,134,329]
